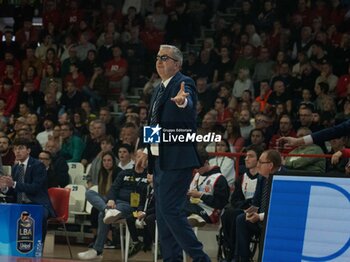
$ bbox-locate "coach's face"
[156,47,180,80]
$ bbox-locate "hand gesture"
[245,212,260,223]
[107,200,116,209]
[277,136,302,147]
[171,81,189,105]
[187,189,202,198]
[135,150,148,173]
[331,151,343,165]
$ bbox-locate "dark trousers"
[235,213,260,261]
[184,202,211,223]
[126,213,154,248]
[154,158,211,262]
[221,207,244,259]
[42,206,49,242]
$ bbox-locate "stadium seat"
[47,187,72,258]
[67,162,85,184]
[65,184,86,213]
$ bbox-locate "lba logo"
[143,125,161,143]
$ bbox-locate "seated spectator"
[60,123,85,162]
[185,150,230,227]
[0,138,55,241]
[221,145,264,261]
[239,109,254,140]
[86,151,120,249]
[214,97,233,125]
[0,136,15,166]
[126,174,156,257]
[245,128,266,150]
[44,139,69,186]
[39,150,66,188]
[81,119,106,167]
[235,149,283,261]
[255,80,272,113]
[18,81,44,112]
[60,81,87,113]
[17,126,42,158]
[0,78,18,116]
[232,68,254,100]
[78,167,148,260]
[105,45,129,99]
[285,127,325,173]
[224,118,245,153]
[99,107,118,139]
[208,139,235,188]
[71,108,89,139]
[86,135,119,188]
[117,143,135,170]
[269,114,297,154]
[36,114,55,148]
[327,136,347,174]
[64,62,86,91]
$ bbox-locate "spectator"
[105,45,129,99]
[98,107,118,139]
[76,32,96,61]
[213,47,234,84]
[0,78,18,116]
[17,126,42,158]
[18,81,44,112]
[214,97,233,125]
[126,173,156,257]
[60,81,86,113]
[0,136,15,166]
[86,135,118,188]
[78,168,148,260]
[208,138,236,188]
[39,150,64,188]
[327,136,347,174]
[86,151,120,249]
[81,119,106,167]
[232,68,254,100]
[64,62,86,91]
[315,60,338,94]
[239,109,254,140]
[21,46,43,80]
[61,45,81,78]
[224,118,245,153]
[15,19,39,51]
[117,143,135,170]
[253,48,275,85]
[285,127,325,173]
[44,139,68,187]
[60,123,85,162]
[269,114,297,154]
[36,115,55,148]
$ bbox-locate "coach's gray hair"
[160,45,183,66]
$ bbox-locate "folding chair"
[47,187,72,258]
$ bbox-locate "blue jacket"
[10,157,55,217]
[147,71,201,171]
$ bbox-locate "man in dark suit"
[136,45,210,261]
[0,138,55,241]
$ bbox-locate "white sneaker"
[187,214,206,227]
[103,209,122,224]
[77,249,102,260]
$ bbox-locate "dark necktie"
[17,164,25,204]
[260,178,269,213]
[150,84,165,126]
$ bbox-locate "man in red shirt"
[105,45,129,99]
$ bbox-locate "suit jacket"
[311,119,350,144]
[9,157,55,217]
[147,71,201,171]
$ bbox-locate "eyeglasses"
[258,160,271,164]
[156,55,178,62]
[39,157,50,161]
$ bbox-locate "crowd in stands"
[0,0,350,260]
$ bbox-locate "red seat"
[47,187,72,258]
